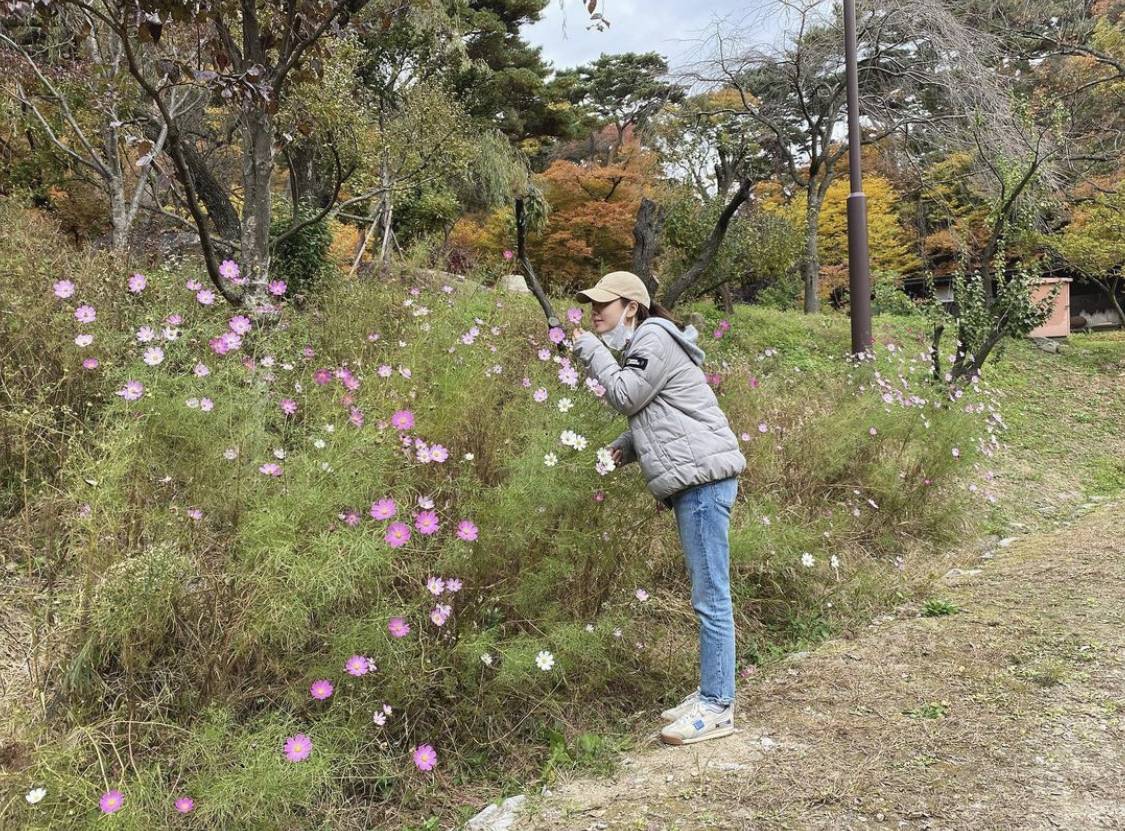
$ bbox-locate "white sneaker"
[660,689,701,723]
[660,701,735,746]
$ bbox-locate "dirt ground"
[521,499,1125,831]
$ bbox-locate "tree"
[1,0,385,310]
[1052,183,1125,324]
[528,139,661,289]
[553,52,685,162]
[1,16,172,250]
[689,0,1002,313]
[449,0,580,154]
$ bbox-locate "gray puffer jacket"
[572,317,746,504]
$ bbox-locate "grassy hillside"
[1,200,1122,829]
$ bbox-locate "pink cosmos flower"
[388,617,410,637]
[635,588,650,602]
[302,346,315,358]
[269,280,287,296]
[128,272,147,293]
[758,422,768,433]
[391,410,415,431]
[533,388,548,403]
[185,279,203,291]
[187,508,203,521]
[349,408,365,428]
[446,578,462,593]
[136,325,156,343]
[284,733,312,762]
[548,327,566,345]
[340,510,360,527]
[219,259,241,282]
[196,289,215,305]
[310,679,334,700]
[259,463,283,476]
[558,366,579,388]
[221,332,242,351]
[209,337,230,356]
[370,498,396,520]
[373,710,387,726]
[456,520,478,542]
[53,279,75,298]
[385,522,411,547]
[280,399,297,415]
[166,313,183,325]
[143,346,164,366]
[74,334,93,347]
[537,348,551,361]
[594,490,605,502]
[75,305,96,323]
[427,576,446,595]
[82,358,99,370]
[429,444,449,463]
[413,744,438,771]
[414,511,439,536]
[175,797,194,813]
[748,376,759,388]
[229,315,252,335]
[567,307,583,325]
[346,655,371,676]
[99,790,124,814]
[199,397,214,412]
[117,380,144,401]
[377,364,393,378]
[430,604,451,626]
[502,249,514,261]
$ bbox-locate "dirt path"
[520,500,1125,831]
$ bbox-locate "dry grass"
[525,500,1125,830]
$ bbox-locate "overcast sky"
[523,0,784,73]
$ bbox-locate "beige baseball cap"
[575,270,651,309]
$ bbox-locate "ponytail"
[635,301,683,330]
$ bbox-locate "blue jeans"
[671,476,738,707]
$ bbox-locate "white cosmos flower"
[26,787,47,805]
[557,397,574,413]
[801,552,816,568]
[535,650,555,671]
[544,453,558,467]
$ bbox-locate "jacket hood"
[634,317,706,366]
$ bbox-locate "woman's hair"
[634,300,683,330]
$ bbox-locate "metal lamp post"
[843,0,872,355]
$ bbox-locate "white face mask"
[600,306,635,351]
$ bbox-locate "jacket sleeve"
[609,429,637,465]
[572,329,671,417]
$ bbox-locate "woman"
[570,270,747,746]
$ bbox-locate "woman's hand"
[571,326,587,342]
[608,446,624,466]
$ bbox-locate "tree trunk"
[802,188,821,314]
[631,197,663,296]
[288,143,336,209]
[241,105,274,311]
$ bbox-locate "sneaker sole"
[660,724,735,746]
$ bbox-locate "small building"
[1028,277,1072,338]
